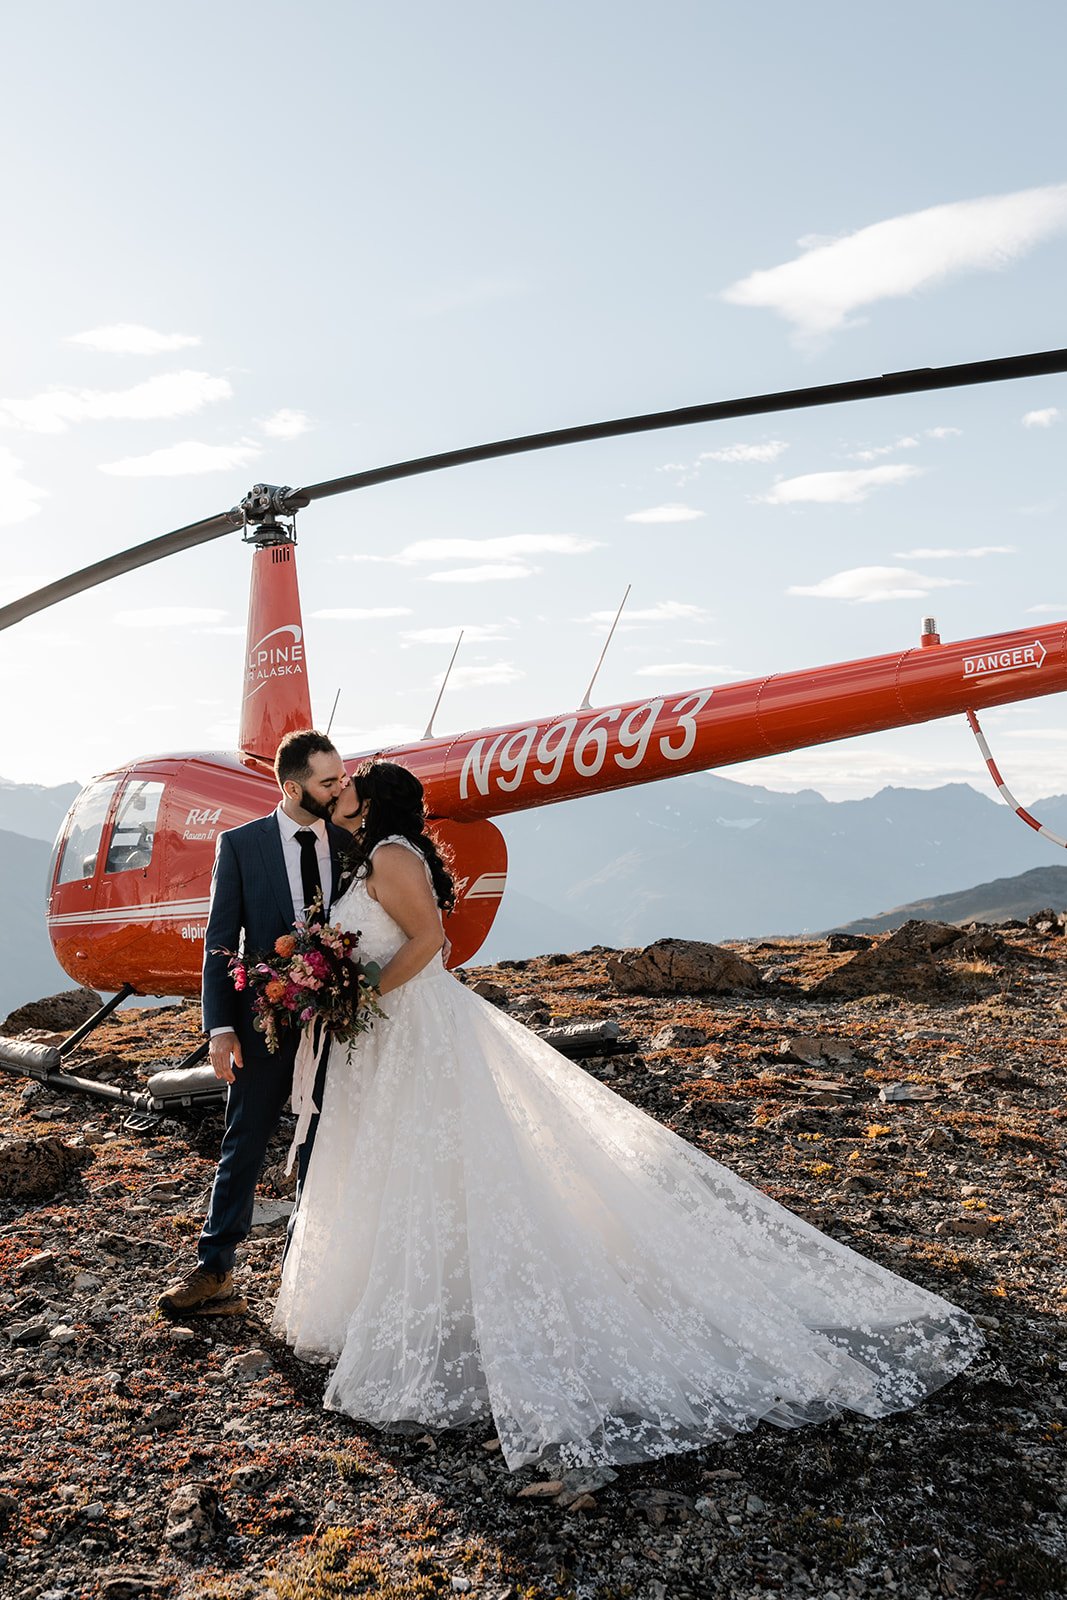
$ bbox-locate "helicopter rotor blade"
[294,347,1067,506]
[2,345,1064,634]
[0,508,242,632]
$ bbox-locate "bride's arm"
[365,845,445,996]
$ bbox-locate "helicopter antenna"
[579,585,631,710]
[422,630,465,740]
[325,687,341,738]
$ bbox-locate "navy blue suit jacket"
[201,812,350,1037]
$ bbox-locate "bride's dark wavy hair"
[346,759,456,913]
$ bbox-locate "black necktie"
[294,829,324,923]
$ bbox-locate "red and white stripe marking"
[966,708,1067,848]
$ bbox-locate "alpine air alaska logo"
[245,624,305,699]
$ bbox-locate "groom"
[158,729,350,1315]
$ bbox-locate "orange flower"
[265,979,287,1003]
[274,934,297,958]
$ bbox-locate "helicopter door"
[54,779,120,886]
[103,780,165,874]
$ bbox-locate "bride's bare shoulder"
[369,839,426,873]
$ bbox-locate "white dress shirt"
[274,803,333,919]
[209,808,335,1038]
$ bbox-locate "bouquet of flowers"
[222,910,385,1054]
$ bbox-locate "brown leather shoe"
[157,1265,243,1316]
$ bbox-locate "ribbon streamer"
[285,1024,326,1176]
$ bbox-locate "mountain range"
[482,770,1067,958]
[2,770,1066,1017]
[835,863,1067,935]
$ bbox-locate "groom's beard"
[298,787,336,821]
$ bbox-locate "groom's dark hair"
[274,729,339,787]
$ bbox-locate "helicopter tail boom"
[397,620,1067,821]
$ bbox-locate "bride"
[273,760,981,1471]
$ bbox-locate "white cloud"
[735,747,980,800]
[402,624,511,644]
[260,408,312,439]
[0,370,232,434]
[331,721,421,753]
[658,441,788,486]
[788,566,968,603]
[114,606,229,628]
[425,563,538,583]
[100,439,261,476]
[762,464,921,505]
[310,607,413,620]
[434,661,525,689]
[1017,498,1060,517]
[927,426,963,439]
[67,324,201,355]
[580,600,707,625]
[410,534,596,561]
[895,545,1014,559]
[345,534,598,564]
[625,503,705,523]
[849,435,919,462]
[698,440,789,464]
[1026,603,1067,613]
[721,182,1067,339]
[0,448,48,525]
[634,662,743,678]
[1022,407,1060,428]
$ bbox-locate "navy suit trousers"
[197,1027,329,1273]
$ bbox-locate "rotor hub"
[239,483,311,546]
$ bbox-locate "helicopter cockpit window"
[104,781,165,874]
[55,780,120,886]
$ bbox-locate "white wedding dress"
[273,837,982,1471]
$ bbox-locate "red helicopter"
[1,347,1065,1115]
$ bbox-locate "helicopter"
[0,347,1065,1117]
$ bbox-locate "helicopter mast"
[237,484,315,762]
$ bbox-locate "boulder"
[1027,907,1065,934]
[471,979,508,1006]
[776,1034,856,1068]
[2,987,103,1036]
[811,919,991,1000]
[649,1023,713,1050]
[163,1482,220,1554]
[0,1134,94,1200]
[607,939,762,996]
[538,1019,625,1058]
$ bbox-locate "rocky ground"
[0,919,1064,1600]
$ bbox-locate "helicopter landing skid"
[54,983,136,1058]
[122,1109,163,1134]
[0,992,224,1124]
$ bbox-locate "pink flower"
[232,964,247,992]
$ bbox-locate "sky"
[2,1,1066,804]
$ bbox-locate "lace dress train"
[273,839,981,1471]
